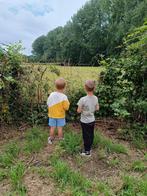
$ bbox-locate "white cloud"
[0,0,87,54]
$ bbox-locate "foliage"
[96,21,147,139]
[0,43,24,124]
[32,0,147,64]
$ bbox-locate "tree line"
[32,0,147,65]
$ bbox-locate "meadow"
[24,64,104,95]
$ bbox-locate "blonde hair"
[55,78,66,90]
[85,80,96,92]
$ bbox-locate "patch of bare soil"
[24,172,56,196]
[0,180,11,196]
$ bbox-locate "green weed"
[0,152,14,168]
[107,158,120,167]
[50,154,113,195]
[5,142,20,158]
[119,175,147,195]
[0,142,20,168]
[59,131,81,155]
[144,153,147,161]
[24,127,48,153]
[97,148,107,160]
[9,162,26,195]
[132,160,147,172]
[132,138,146,149]
[51,159,92,194]
[33,166,50,178]
[94,131,127,154]
[0,169,7,181]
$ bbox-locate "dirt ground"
[0,119,146,195]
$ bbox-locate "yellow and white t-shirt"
[47,92,70,118]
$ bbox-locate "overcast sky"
[0,0,88,55]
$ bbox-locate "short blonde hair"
[85,80,96,92]
[55,78,66,90]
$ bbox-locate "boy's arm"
[47,96,50,106]
[95,97,99,111]
[77,106,82,113]
[63,100,70,111]
[77,98,83,113]
[96,104,100,111]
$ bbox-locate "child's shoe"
[48,137,53,144]
[80,150,91,157]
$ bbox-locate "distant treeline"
[32,0,147,65]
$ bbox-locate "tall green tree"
[32,0,147,64]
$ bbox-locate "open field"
[0,122,147,196]
[24,64,104,94]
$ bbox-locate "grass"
[59,131,82,155]
[49,155,113,196]
[24,127,48,153]
[144,153,147,161]
[0,142,20,168]
[0,169,7,181]
[0,127,49,195]
[26,63,104,93]
[107,158,120,167]
[94,131,128,154]
[132,138,146,149]
[119,175,147,195]
[131,160,147,172]
[9,162,26,195]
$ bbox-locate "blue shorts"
[48,118,66,127]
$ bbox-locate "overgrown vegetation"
[93,131,127,154]
[24,127,48,153]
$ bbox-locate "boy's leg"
[81,122,91,152]
[50,126,56,139]
[48,118,56,143]
[57,127,63,139]
[57,118,65,139]
[88,122,95,150]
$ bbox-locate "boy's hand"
[77,106,82,113]
[96,104,100,111]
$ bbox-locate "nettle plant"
[0,43,24,124]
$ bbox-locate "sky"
[0,0,88,55]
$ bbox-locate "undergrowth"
[93,131,128,154]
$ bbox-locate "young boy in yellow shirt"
[47,78,70,144]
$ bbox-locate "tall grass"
[9,162,26,195]
[24,127,48,153]
[59,131,82,155]
[93,131,128,154]
[119,175,147,195]
[49,154,113,196]
[0,142,20,168]
[131,160,147,172]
